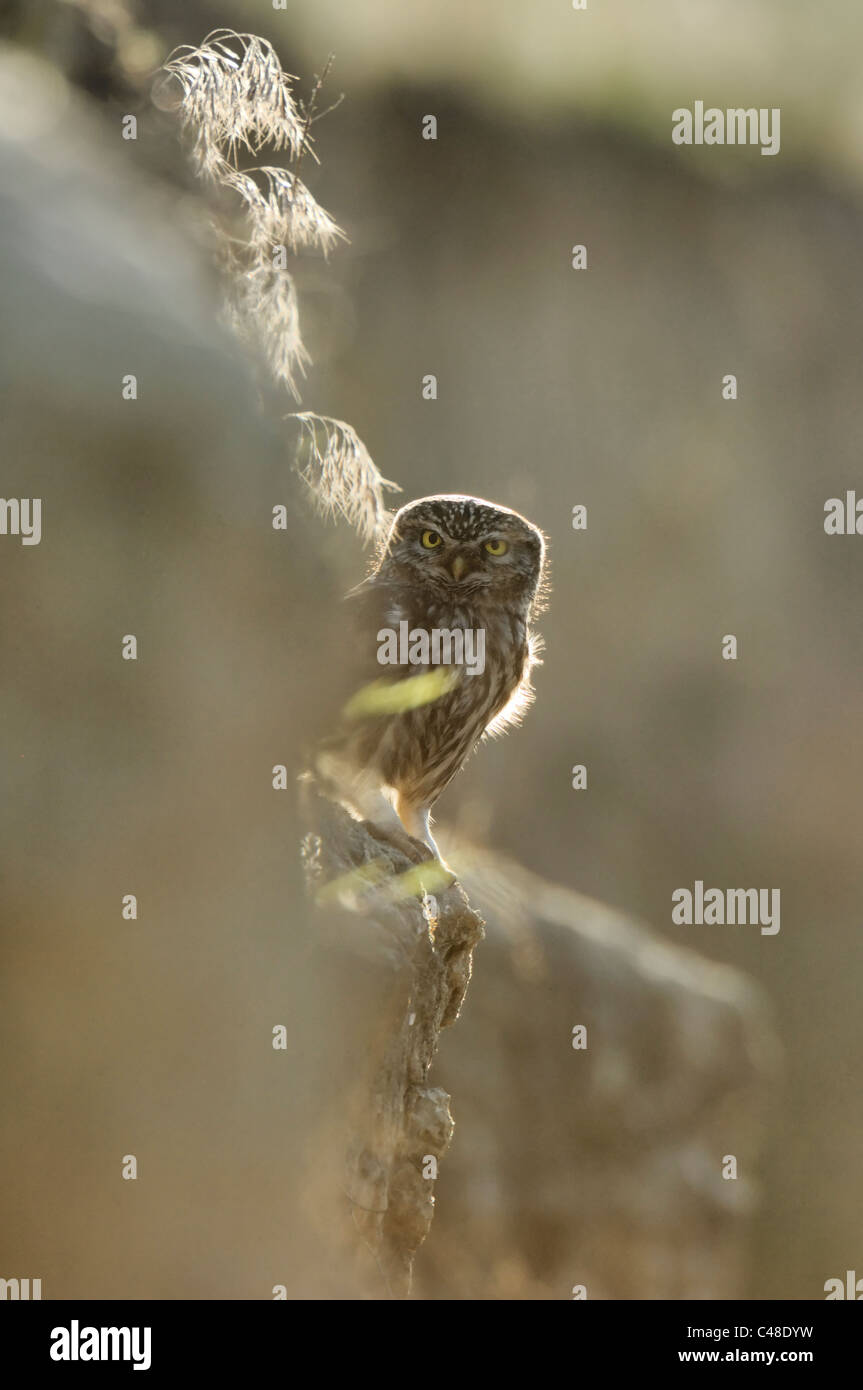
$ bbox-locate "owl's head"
[378,494,546,614]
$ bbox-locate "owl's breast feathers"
[331,576,536,806]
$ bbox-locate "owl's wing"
[310,575,412,744]
[337,576,438,704]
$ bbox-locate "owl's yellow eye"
[421,530,443,549]
[484,538,509,556]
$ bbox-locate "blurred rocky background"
[1,0,861,1298]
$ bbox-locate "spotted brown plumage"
[315,494,547,871]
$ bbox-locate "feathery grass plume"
[157,30,397,543]
[294,414,401,545]
[159,30,306,179]
[221,166,345,256]
[156,30,324,395]
[221,248,311,396]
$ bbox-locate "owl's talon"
[361,819,433,865]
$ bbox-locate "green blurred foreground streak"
[343,668,458,720]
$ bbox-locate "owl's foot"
[361,818,435,865]
[361,819,458,890]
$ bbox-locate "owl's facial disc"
[383,496,544,609]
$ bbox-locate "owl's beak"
[450,555,468,581]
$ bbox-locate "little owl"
[315,494,547,873]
